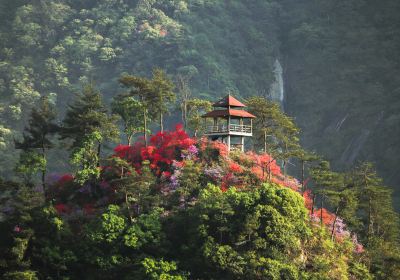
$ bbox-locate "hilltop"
[0,126,372,279]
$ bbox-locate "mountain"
[0,0,399,205]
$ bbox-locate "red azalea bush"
[114,124,196,175]
[228,161,243,173]
[303,189,313,212]
[54,203,70,214]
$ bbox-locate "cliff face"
[0,0,399,203]
[279,0,400,206]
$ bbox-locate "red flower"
[54,203,69,214]
[83,204,94,215]
[212,141,229,157]
[221,184,228,192]
[229,161,243,173]
[58,174,74,185]
[113,125,196,176]
[303,190,313,212]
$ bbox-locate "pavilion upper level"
[202,94,255,136]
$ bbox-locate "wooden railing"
[206,124,252,134]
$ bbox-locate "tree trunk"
[41,140,47,194]
[143,108,147,146]
[264,130,267,153]
[368,196,373,240]
[41,146,46,194]
[283,159,287,176]
[97,143,101,167]
[330,206,340,240]
[182,101,188,129]
[126,192,133,222]
[311,193,316,216]
[160,111,163,132]
[320,195,324,225]
[301,160,305,193]
[127,133,132,146]
[268,160,272,181]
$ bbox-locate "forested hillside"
[0,1,399,199]
[1,1,400,278]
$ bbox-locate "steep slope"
[0,0,399,203]
[0,127,372,279]
[279,0,400,205]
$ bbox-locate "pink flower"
[355,243,364,254]
[13,225,21,233]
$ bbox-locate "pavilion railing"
[206,124,252,134]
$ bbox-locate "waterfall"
[269,59,284,109]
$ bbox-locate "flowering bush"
[47,125,362,256]
[303,190,313,212]
[228,161,243,174]
[114,125,196,175]
[181,144,199,160]
[54,203,70,214]
[203,166,224,183]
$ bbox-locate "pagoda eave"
[204,131,253,137]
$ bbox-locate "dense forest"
[0,0,400,279]
[0,80,399,279]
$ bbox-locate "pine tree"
[350,162,400,279]
[246,96,302,173]
[351,162,399,243]
[15,96,58,191]
[310,160,344,224]
[60,84,119,179]
[297,150,319,192]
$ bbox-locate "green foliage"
[186,98,212,137]
[15,151,46,182]
[14,96,58,188]
[0,0,399,210]
[111,95,144,145]
[141,258,187,280]
[0,1,399,279]
[61,84,119,150]
[70,131,102,184]
[3,270,38,280]
[247,96,302,173]
[165,183,312,279]
[90,205,126,243]
[150,68,176,131]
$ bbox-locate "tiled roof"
[202,109,256,118]
[212,94,246,108]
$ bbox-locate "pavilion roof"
[213,94,246,108]
[202,109,256,118]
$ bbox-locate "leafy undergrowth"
[3,126,371,279]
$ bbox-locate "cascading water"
[268,59,285,110]
[268,59,287,169]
